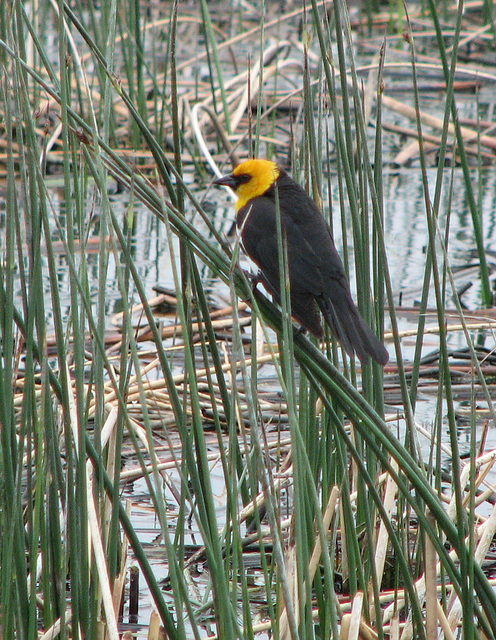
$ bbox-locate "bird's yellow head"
[214,159,280,211]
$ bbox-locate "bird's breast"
[237,201,275,270]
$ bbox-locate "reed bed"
[3,1,496,639]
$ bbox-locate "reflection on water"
[384,166,496,309]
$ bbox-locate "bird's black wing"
[238,196,324,335]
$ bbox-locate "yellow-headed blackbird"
[214,159,389,366]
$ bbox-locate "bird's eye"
[235,174,251,185]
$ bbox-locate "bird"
[213,158,389,366]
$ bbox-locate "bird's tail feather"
[317,296,389,366]
[257,273,388,365]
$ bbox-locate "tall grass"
[2,1,496,639]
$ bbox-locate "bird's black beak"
[213,172,238,189]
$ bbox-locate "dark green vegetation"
[2,1,496,639]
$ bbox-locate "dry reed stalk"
[383,493,496,638]
[92,350,279,413]
[278,486,340,637]
[86,462,120,639]
[424,510,438,640]
[112,500,131,620]
[374,460,399,591]
[340,592,378,640]
[382,94,496,150]
[278,542,298,640]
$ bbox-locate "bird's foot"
[251,270,264,290]
[243,270,263,291]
